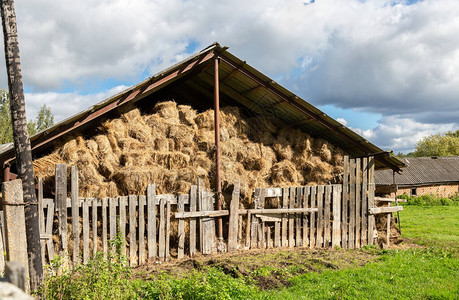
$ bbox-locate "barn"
[376,156,459,198]
[0,43,405,266]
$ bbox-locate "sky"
[1,0,458,154]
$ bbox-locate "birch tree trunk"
[1,0,43,291]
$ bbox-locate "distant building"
[375,156,459,198]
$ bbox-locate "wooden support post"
[316,185,324,247]
[5,261,27,292]
[2,179,29,291]
[228,181,240,252]
[177,195,185,259]
[147,184,157,259]
[288,187,295,247]
[165,200,171,259]
[55,164,68,264]
[189,185,197,257]
[368,157,375,245]
[71,166,80,265]
[355,158,361,248]
[0,215,5,274]
[295,187,302,247]
[386,213,391,247]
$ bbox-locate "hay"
[33,101,345,206]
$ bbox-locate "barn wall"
[395,184,459,198]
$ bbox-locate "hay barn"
[0,43,407,264]
[376,156,459,198]
[0,43,403,196]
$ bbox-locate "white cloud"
[336,118,348,126]
[0,0,457,153]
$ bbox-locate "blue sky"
[2,0,458,153]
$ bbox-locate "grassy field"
[43,205,459,299]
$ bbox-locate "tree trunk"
[1,0,43,290]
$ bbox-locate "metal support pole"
[213,55,224,245]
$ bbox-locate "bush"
[399,193,459,206]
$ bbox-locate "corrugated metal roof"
[0,42,405,173]
[375,156,459,186]
[0,143,13,154]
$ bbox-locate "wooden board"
[55,164,68,262]
[303,186,310,247]
[309,186,316,249]
[109,198,117,252]
[45,200,55,263]
[119,196,127,256]
[70,167,80,265]
[288,187,295,248]
[138,195,146,265]
[147,184,156,259]
[38,178,46,266]
[342,156,349,249]
[189,185,197,257]
[228,181,240,252]
[369,206,403,214]
[282,188,288,247]
[129,195,137,266]
[332,184,341,248]
[102,198,108,258]
[368,183,375,244]
[349,159,355,249]
[165,200,171,260]
[324,185,331,248]
[355,158,361,248]
[177,195,185,259]
[252,188,261,249]
[361,157,368,246]
[92,199,98,257]
[83,199,89,263]
[316,185,324,247]
[295,187,303,247]
[158,199,165,261]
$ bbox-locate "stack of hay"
[33,101,344,206]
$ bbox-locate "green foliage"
[398,193,459,206]
[0,89,54,143]
[135,267,259,300]
[414,129,459,157]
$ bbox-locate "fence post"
[2,179,30,292]
[4,261,27,292]
[55,164,68,266]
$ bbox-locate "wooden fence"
[0,156,403,271]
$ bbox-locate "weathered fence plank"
[281,187,288,247]
[228,181,240,252]
[316,185,324,247]
[109,198,117,252]
[56,164,68,263]
[83,199,89,263]
[189,185,197,257]
[139,195,146,265]
[165,200,171,259]
[147,184,156,259]
[102,198,108,258]
[332,184,341,247]
[303,186,310,247]
[324,185,331,248]
[342,156,349,249]
[70,167,79,265]
[349,159,355,249]
[38,178,46,266]
[361,157,368,246]
[92,199,98,258]
[288,187,295,247]
[119,196,127,256]
[158,199,165,261]
[368,157,375,245]
[177,195,185,259]
[355,158,361,248]
[45,200,55,262]
[295,187,302,247]
[309,185,316,249]
[129,195,137,266]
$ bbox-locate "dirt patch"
[133,247,380,289]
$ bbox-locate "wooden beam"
[369,206,403,215]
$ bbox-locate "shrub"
[400,193,459,206]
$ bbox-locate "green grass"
[42,205,459,299]
[400,205,459,250]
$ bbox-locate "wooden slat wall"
[34,157,376,268]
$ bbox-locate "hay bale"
[153,101,180,122]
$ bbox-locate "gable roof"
[375,156,459,186]
[0,43,405,173]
